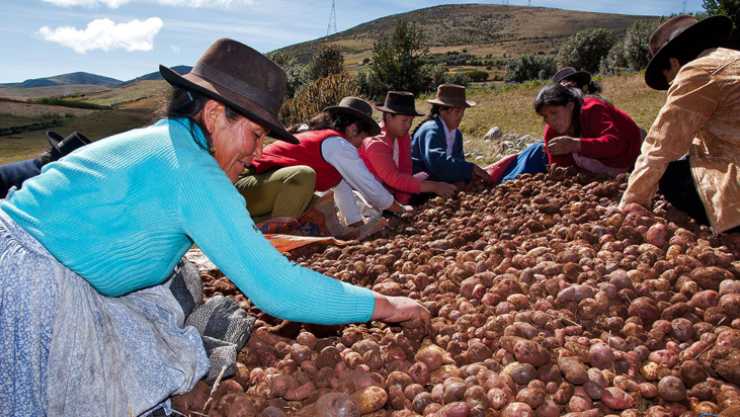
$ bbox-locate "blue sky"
[1,0,705,83]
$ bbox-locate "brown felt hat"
[427,84,476,108]
[645,15,733,90]
[376,91,424,116]
[323,96,381,136]
[159,38,298,144]
[552,67,591,88]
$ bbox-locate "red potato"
[657,376,687,402]
[502,402,535,417]
[352,386,388,414]
[597,388,633,412]
[434,402,470,417]
[314,392,361,417]
[558,357,588,385]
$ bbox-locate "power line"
[327,0,337,37]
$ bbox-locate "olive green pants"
[234,166,316,222]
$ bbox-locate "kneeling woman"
[489,84,642,183]
[0,39,427,417]
[238,97,406,235]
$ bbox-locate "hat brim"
[159,65,298,144]
[645,15,733,90]
[46,131,64,151]
[426,99,476,108]
[375,105,424,117]
[323,105,381,136]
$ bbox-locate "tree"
[366,20,429,98]
[556,28,617,74]
[703,0,740,21]
[306,44,345,82]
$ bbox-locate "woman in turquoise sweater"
[0,39,427,417]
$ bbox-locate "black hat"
[552,67,591,87]
[323,96,381,136]
[160,38,298,143]
[645,15,733,90]
[46,131,91,157]
[376,91,424,116]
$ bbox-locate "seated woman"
[360,91,457,205]
[237,96,406,238]
[411,84,491,185]
[488,84,642,183]
[0,39,427,417]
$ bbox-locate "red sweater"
[543,97,642,170]
[251,129,344,192]
[360,130,421,204]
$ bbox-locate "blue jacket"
[0,159,43,198]
[411,118,473,183]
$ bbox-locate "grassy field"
[0,72,665,166]
[0,108,152,164]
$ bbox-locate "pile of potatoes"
[183,167,739,417]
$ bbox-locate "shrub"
[505,55,556,82]
[280,72,360,126]
[600,40,629,75]
[268,51,308,98]
[466,70,490,82]
[556,28,617,74]
[306,44,344,82]
[623,20,660,70]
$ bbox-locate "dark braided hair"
[301,111,373,135]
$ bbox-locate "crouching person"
[0,39,429,417]
[411,84,491,187]
[360,91,457,205]
[620,15,740,235]
[237,96,408,238]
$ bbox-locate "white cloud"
[39,17,163,54]
[42,0,256,7]
[42,0,131,7]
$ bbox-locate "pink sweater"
[360,130,422,204]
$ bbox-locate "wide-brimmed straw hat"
[159,38,298,143]
[323,97,381,136]
[427,84,476,108]
[645,15,733,90]
[375,91,424,116]
[46,131,91,156]
[552,67,591,87]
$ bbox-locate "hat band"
[192,62,281,113]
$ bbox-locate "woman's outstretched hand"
[547,136,581,155]
[372,294,431,325]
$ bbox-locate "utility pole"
[528,0,532,6]
[682,0,687,13]
[327,0,337,37]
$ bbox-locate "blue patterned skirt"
[0,210,209,417]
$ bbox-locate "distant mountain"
[2,72,123,88]
[272,4,657,67]
[124,66,192,85]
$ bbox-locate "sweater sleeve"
[578,102,633,159]
[415,124,473,183]
[621,65,718,208]
[322,137,394,211]
[333,179,363,225]
[362,140,423,193]
[177,162,375,325]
